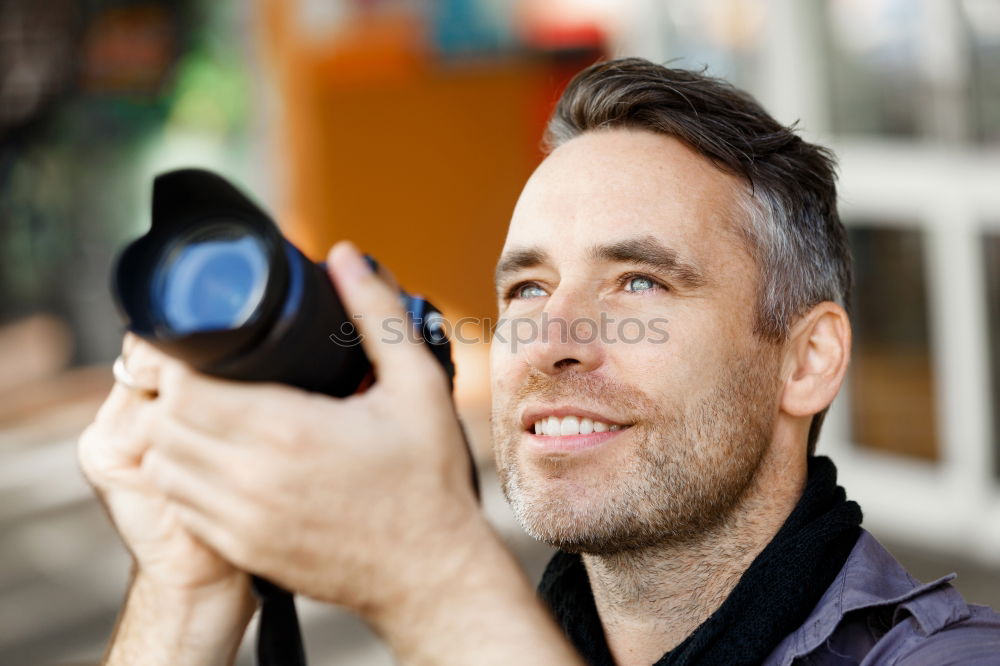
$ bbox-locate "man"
[79,58,1000,664]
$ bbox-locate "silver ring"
[113,356,158,399]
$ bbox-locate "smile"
[531,415,626,436]
[520,406,633,454]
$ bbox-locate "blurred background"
[1,0,998,663]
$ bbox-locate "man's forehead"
[502,128,746,266]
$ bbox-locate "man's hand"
[78,337,255,665]
[139,241,480,614]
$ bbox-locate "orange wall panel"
[259,1,569,320]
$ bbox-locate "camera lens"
[152,221,269,334]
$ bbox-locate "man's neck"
[582,450,806,666]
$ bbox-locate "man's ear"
[780,302,851,418]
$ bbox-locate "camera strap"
[253,576,306,666]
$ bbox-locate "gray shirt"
[764,530,1000,664]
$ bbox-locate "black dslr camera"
[112,168,459,666]
[113,167,453,395]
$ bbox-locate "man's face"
[490,129,784,554]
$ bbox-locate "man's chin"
[519,515,672,556]
[504,471,708,555]
[518,518,616,555]
[529,530,623,555]
[505,483,648,554]
[497,438,681,553]
[525,512,707,555]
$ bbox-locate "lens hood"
[113,169,290,368]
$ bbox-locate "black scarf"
[538,456,863,666]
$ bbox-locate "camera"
[112,167,454,395]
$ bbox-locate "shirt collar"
[773,529,967,662]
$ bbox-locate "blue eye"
[624,275,656,293]
[515,283,548,299]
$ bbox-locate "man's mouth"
[531,415,627,436]
[521,406,633,437]
[519,407,633,455]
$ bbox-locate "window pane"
[661,0,766,92]
[822,0,924,138]
[847,225,939,460]
[983,232,1000,478]
[962,0,1000,145]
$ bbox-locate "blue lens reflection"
[158,234,268,334]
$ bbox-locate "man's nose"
[522,289,606,375]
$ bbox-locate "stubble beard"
[492,350,781,555]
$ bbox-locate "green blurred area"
[0,0,250,364]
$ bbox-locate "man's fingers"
[121,331,140,358]
[156,361,239,437]
[81,335,184,500]
[149,415,245,474]
[142,448,244,525]
[94,383,146,423]
[147,456,266,576]
[326,240,442,384]
[80,397,158,483]
[96,337,171,422]
[156,361,320,442]
[122,336,171,393]
[171,504,253,574]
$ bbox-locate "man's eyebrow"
[494,247,550,288]
[493,237,708,291]
[588,236,708,289]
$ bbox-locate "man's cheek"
[489,326,519,377]
[610,341,683,395]
[489,342,527,400]
[614,318,647,345]
[646,317,671,344]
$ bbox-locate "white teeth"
[560,416,579,436]
[531,415,624,436]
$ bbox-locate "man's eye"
[623,275,659,293]
[510,283,547,299]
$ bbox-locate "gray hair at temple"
[544,57,852,455]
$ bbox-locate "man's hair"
[544,58,852,455]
